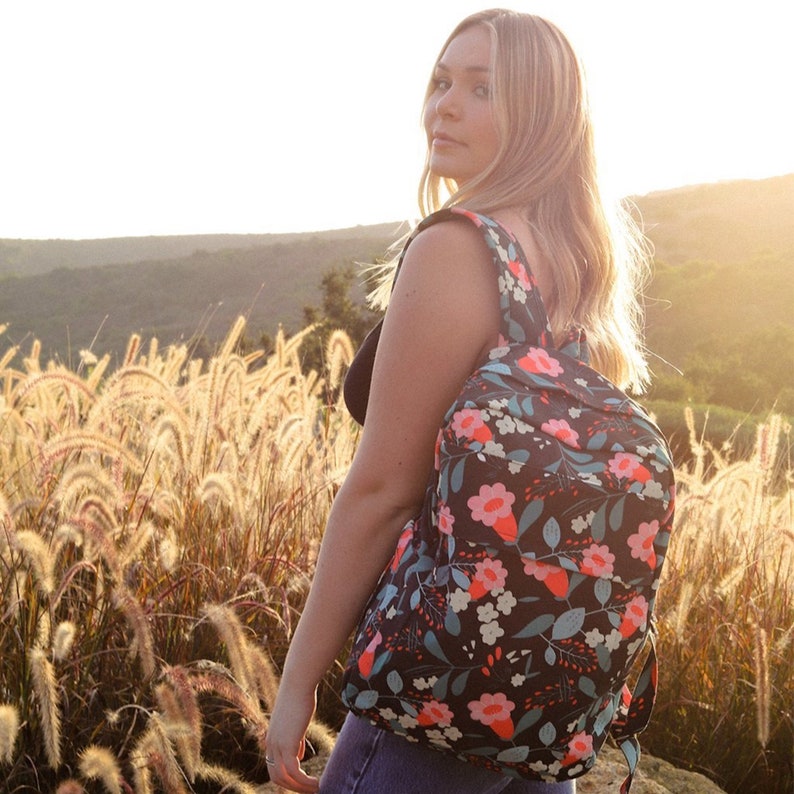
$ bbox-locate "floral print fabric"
[342,209,675,786]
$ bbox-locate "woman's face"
[423,25,500,188]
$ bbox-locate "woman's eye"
[434,77,451,91]
[474,84,491,98]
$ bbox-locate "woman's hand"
[265,683,320,793]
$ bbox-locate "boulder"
[578,744,726,793]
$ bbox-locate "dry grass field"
[0,320,791,792]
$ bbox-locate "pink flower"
[437,503,455,535]
[517,347,563,377]
[541,419,580,449]
[416,699,454,727]
[623,595,649,629]
[473,558,508,592]
[627,520,659,567]
[468,692,515,725]
[522,557,569,597]
[390,526,414,572]
[468,692,515,738]
[467,483,515,527]
[566,731,594,761]
[508,258,532,290]
[451,408,491,443]
[608,453,642,479]
[580,544,615,577]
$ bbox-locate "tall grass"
[646,408,793,793]
[1,321,791,792]
[0,320,347,792]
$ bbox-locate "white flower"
[488,398,509,410]
[514,418,534,434]
[398,714,418,730]
[627,637,645,656]
[477,603,499,623]
[605,629,623,651]
[571,515,589,534]
[489,346,510,360]
[508,460,525,475]
[511,674,526,687]
[413,677,432,691]
[568,407,582,419]
[513,287,527,304]
[547,761,563,776]
[574,378,589,387]
[529,761,549,773]
[483,440,506,458]
[480,620,505,645]
[496,415,517,435]
[379,708,398,721]
[449,588,471,613]
[584,628,605,648]
[497,590,517,615]
[444,726,463,741]
[386,605,398,619]
[643,480,664,499]
[426,729,446,742]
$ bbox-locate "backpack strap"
[610,632,659,793]
[410,208,553,349]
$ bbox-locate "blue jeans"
[319,713,577,794]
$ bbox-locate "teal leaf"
[609,498,625,531]
[424,631,451,663]
[354,689,379,710]
[594,578,612,606]
[444,607,461,636]
[514,708,543,736]
[451,670,471,697]
[387,670,403,695]
[497,746,530,763]
[518,499,544,536]
[542,517,561,549]
[587,432,608,451]
[590,504,607,542]
[451,458,466,493]
[538,721,557,746]
[552,607,585,640]
[578,676,597,697]
[432,672,450,699]
[514,613,555,638]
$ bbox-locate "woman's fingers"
[266,753,319,793]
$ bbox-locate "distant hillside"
[0,223,401,278]
[0,228,401,365]
[635,172,794,265]
[1,175,792,405]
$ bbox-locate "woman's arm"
[264,219,500,792]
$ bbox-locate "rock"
[577,744,726,794]
[259,742,727,793]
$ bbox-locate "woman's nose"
[435,87,460,119]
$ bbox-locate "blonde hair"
[375,9,651,392]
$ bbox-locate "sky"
[1,0,793,240]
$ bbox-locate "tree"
[301,262,381,376]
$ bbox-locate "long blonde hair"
[381,9,651,392]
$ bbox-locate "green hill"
[0,225,401,366]
[1,175,792,414]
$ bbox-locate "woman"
[265,9,659,793]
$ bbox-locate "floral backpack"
[342,209,675,792]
